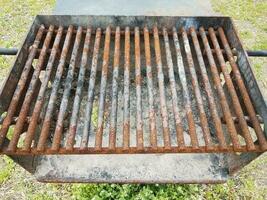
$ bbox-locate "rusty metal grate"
[0,23,267,155]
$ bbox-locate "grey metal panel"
[36,15,228,29]
[34,154,228,183]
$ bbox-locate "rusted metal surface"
[199,27,241,151]
[37,26,74,152]
[189,27,227,149]
[209,28,255,151]
[81,28,101,149]
[217,27,267,151]
[109,26,120,149]
[0,25,45,147]
[7,26,55,152]
[51,26,83,151]
[95,26,111,150]
[162,27,184,147]
[135,27,144,149]
[144,27,157,148]
[153,26,171,149]
[23,26,64,151]
[123,27,131,149]
[181,28,212,149]
[172,27,199,148]
[66,28,92,150]
[0,22,266,155]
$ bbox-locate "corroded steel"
[153,26,171,149]
[181,28,212,149]
[0,25,45,147]
[218,27,267,151]
[135,27,144,149]
[190,27,227,149]
[172,27,199,148]
[109,26,120,149]
[209,27,255,151]
[95,26,111,150]
[0,24,265,155]
[8,25,55,152]
[199,27,241,150]
[81,28,102,149]
[23,26,64,151]
[66,27,92,150]
[123,27,131,149]
[162,27,184,147]
[51,26,83,151]
[144,26,157,148]
[37,25,74,152]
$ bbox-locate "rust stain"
[209,27,255,151]
[153,26,171,148]
[123,27,131,149]
[218,27,267,151]
[190,27,227,149]
[81,28,102,149]
[172,27,199,148]
[95,26,111,149]
[199,27,241,151]
[109,26,121,150]
[37,25,74,152]
[0,25,45,148]
[66,27,92,150]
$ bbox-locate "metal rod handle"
[246,50,267,57]
[0,48,18,55]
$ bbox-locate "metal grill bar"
[8,26,54,151]
[66,27,92,150]
[144,27,157,148]
[122,27,131,149]
[153,26,171,149]
[0,24,266,155]
[162,27,184,147]
[181,28,213,149]
[217,28,267,151]
[95,26,111,150]
[51,26,83,151]
[0,26,45,147]
[81,28,101,149]
[199,27,241,150]
[189,27,227,149]
[209,28,255,151]
[23,26,64,151]
[37,25,74,152]
[109,26,121,149]
[7,25,55,152]
[135,27,144,149]
[172,27,199,148]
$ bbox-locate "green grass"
[0,156,15,184]
[71,184,201,200]
[212,0,267,48]
[0,0,56,80]
[212,0,267,81]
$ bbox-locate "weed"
[0,156,15,184]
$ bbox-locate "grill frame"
[0,15,266,157]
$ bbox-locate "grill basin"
[0,16,266,183]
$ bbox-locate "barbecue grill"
[0,2,266,183]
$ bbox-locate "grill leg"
[227,152,261,175]
[3,138,36,173]
[9,155,36,174]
